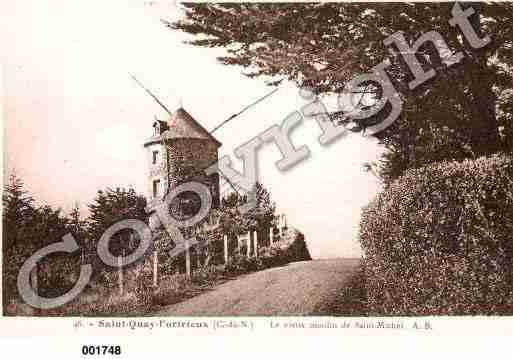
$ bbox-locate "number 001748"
[81,345,121,355]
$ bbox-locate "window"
[152,179,161,198]
[152,151,159,165]
[153,123,160,136]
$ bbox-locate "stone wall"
[167,138,220,208]
[145,137,220,210]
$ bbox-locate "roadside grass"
[31,266,245,317]
[312,264,368,316]
[17,254,301,317]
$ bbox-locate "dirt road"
[157,258,360,316]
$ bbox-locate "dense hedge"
[360,154,513,315]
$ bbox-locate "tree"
[2,174,37,312]
[218,182,276,233]
[2,174,35,248]
[31,205,69,248]
[66,202,90,263]
[2,174,73,310]
[68,202,87,242]
[242,182,276,230]
[87,187,147,258]
[169,3,513,182]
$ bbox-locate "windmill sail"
[130,74,173,116]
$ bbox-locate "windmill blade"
[208,87,280,196]
[130,74,173,116]
[210,87,280,133]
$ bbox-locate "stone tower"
[143,107,222,216]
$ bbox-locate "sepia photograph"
[2,0,513,333]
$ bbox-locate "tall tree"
[242,182,276,230]
[32,205,69,248]
[87,187,147,257]
[67,202,90,261]
[169,3,513,182]
[2,175,70,310]
[218,182,276,233]
[2,174,37,312]
[68,202,87,242]
[2,174,36,248]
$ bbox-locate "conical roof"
[165,108,221,147]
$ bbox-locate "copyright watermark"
[16,2,490,309]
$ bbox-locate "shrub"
[282,231,312,261]
[152,274,191,307]
[190,265,225,285]
[258,246,288,268]
[224,254,259,275]
[360,154,513,315]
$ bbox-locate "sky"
[1,0,384,258]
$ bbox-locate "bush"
[224,254,259,275]
[282,231,312,261]
[152,274,191,307]
[258,246,288,268]
[190,265,225,285]
[360,154,513,315]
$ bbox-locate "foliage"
[219,182,276,234]
[2,175,73,313]
[149,181,280,276]
[241,182,276,230]
[190,264,225,285]
[87,187,147,250]
[224,230,311,274]
[359,154,513,315]
[3,173,307,315]
[170,3,513,182]
[68,202,88,247]
[281,231,312,262]
[2,177,152,315]
[2,174,36,248]
[224,254,260,275]
[86,187,148,279]
[152,274,191,307]
[257,246,288,269]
